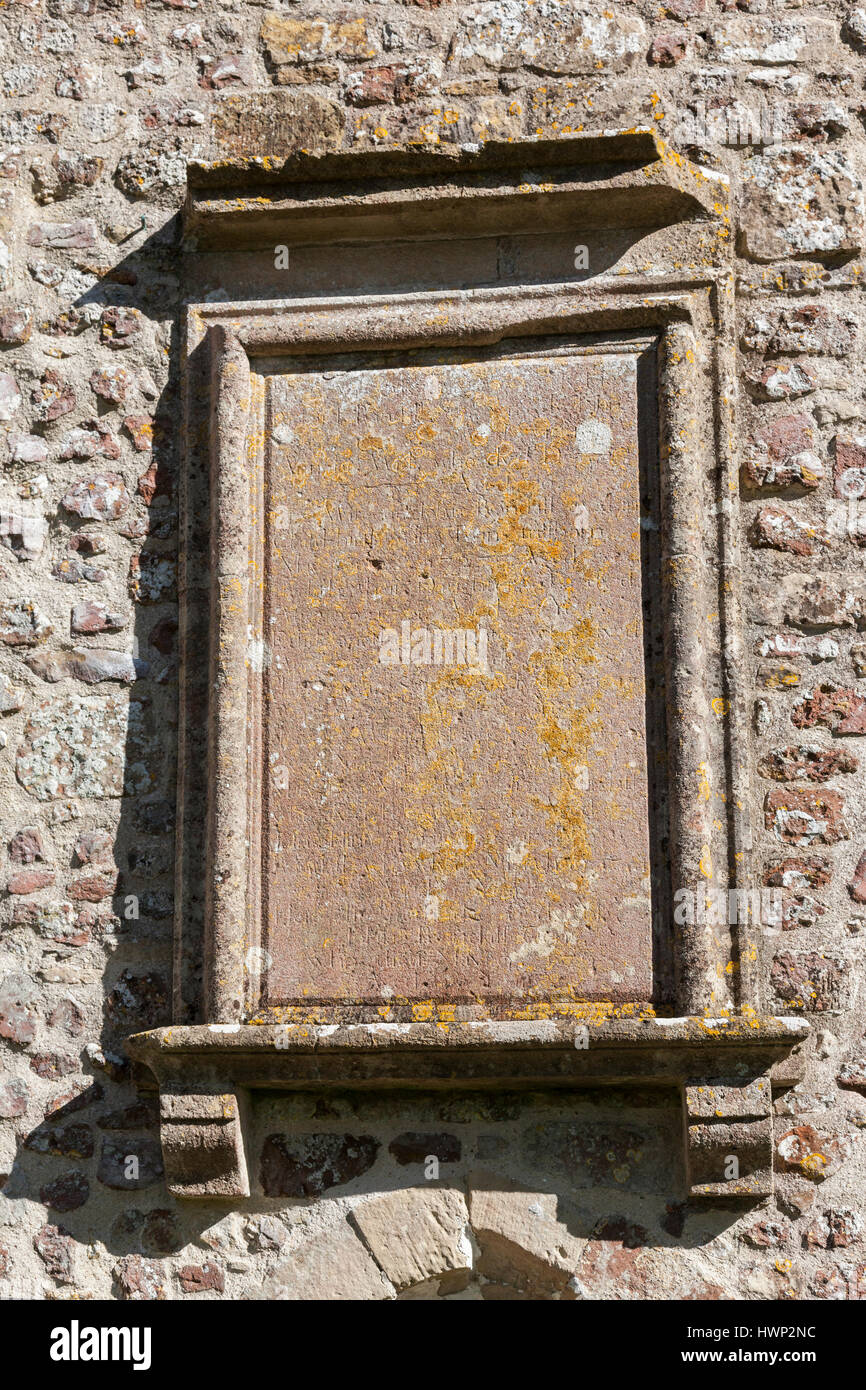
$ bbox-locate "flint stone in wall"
[25,648,138,685]
[259,1132,379,1196]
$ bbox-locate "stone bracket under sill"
[126,1016,808,1203]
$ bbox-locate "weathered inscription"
[261,345,654,1010]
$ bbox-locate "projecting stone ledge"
[127,1017,807,1202]
[184,128,729,251]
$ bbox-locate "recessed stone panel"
[261,343,655,1009]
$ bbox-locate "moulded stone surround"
[126,131,808,1201]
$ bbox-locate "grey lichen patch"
[15,694,154,800]
[449,2,646,76]
[0,598,53,647]
[739,146,865,262]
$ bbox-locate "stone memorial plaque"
[127,135,808,1204]
[260,342,657,1011]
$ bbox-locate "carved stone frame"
[128,132,807,1201]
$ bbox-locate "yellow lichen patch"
[527,621,597,690]
[531,704,595,873]
[482,479,561,564]
[698,762,711,803]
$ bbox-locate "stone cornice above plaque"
[184,128,730,250]
[127,131,807,1201]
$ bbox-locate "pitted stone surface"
[257,1223,395,1301]
[470,1185,584,1296]
[350,1188,471,1291]
[264,350,654,1007]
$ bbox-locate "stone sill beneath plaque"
[127,1017,808,1203]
